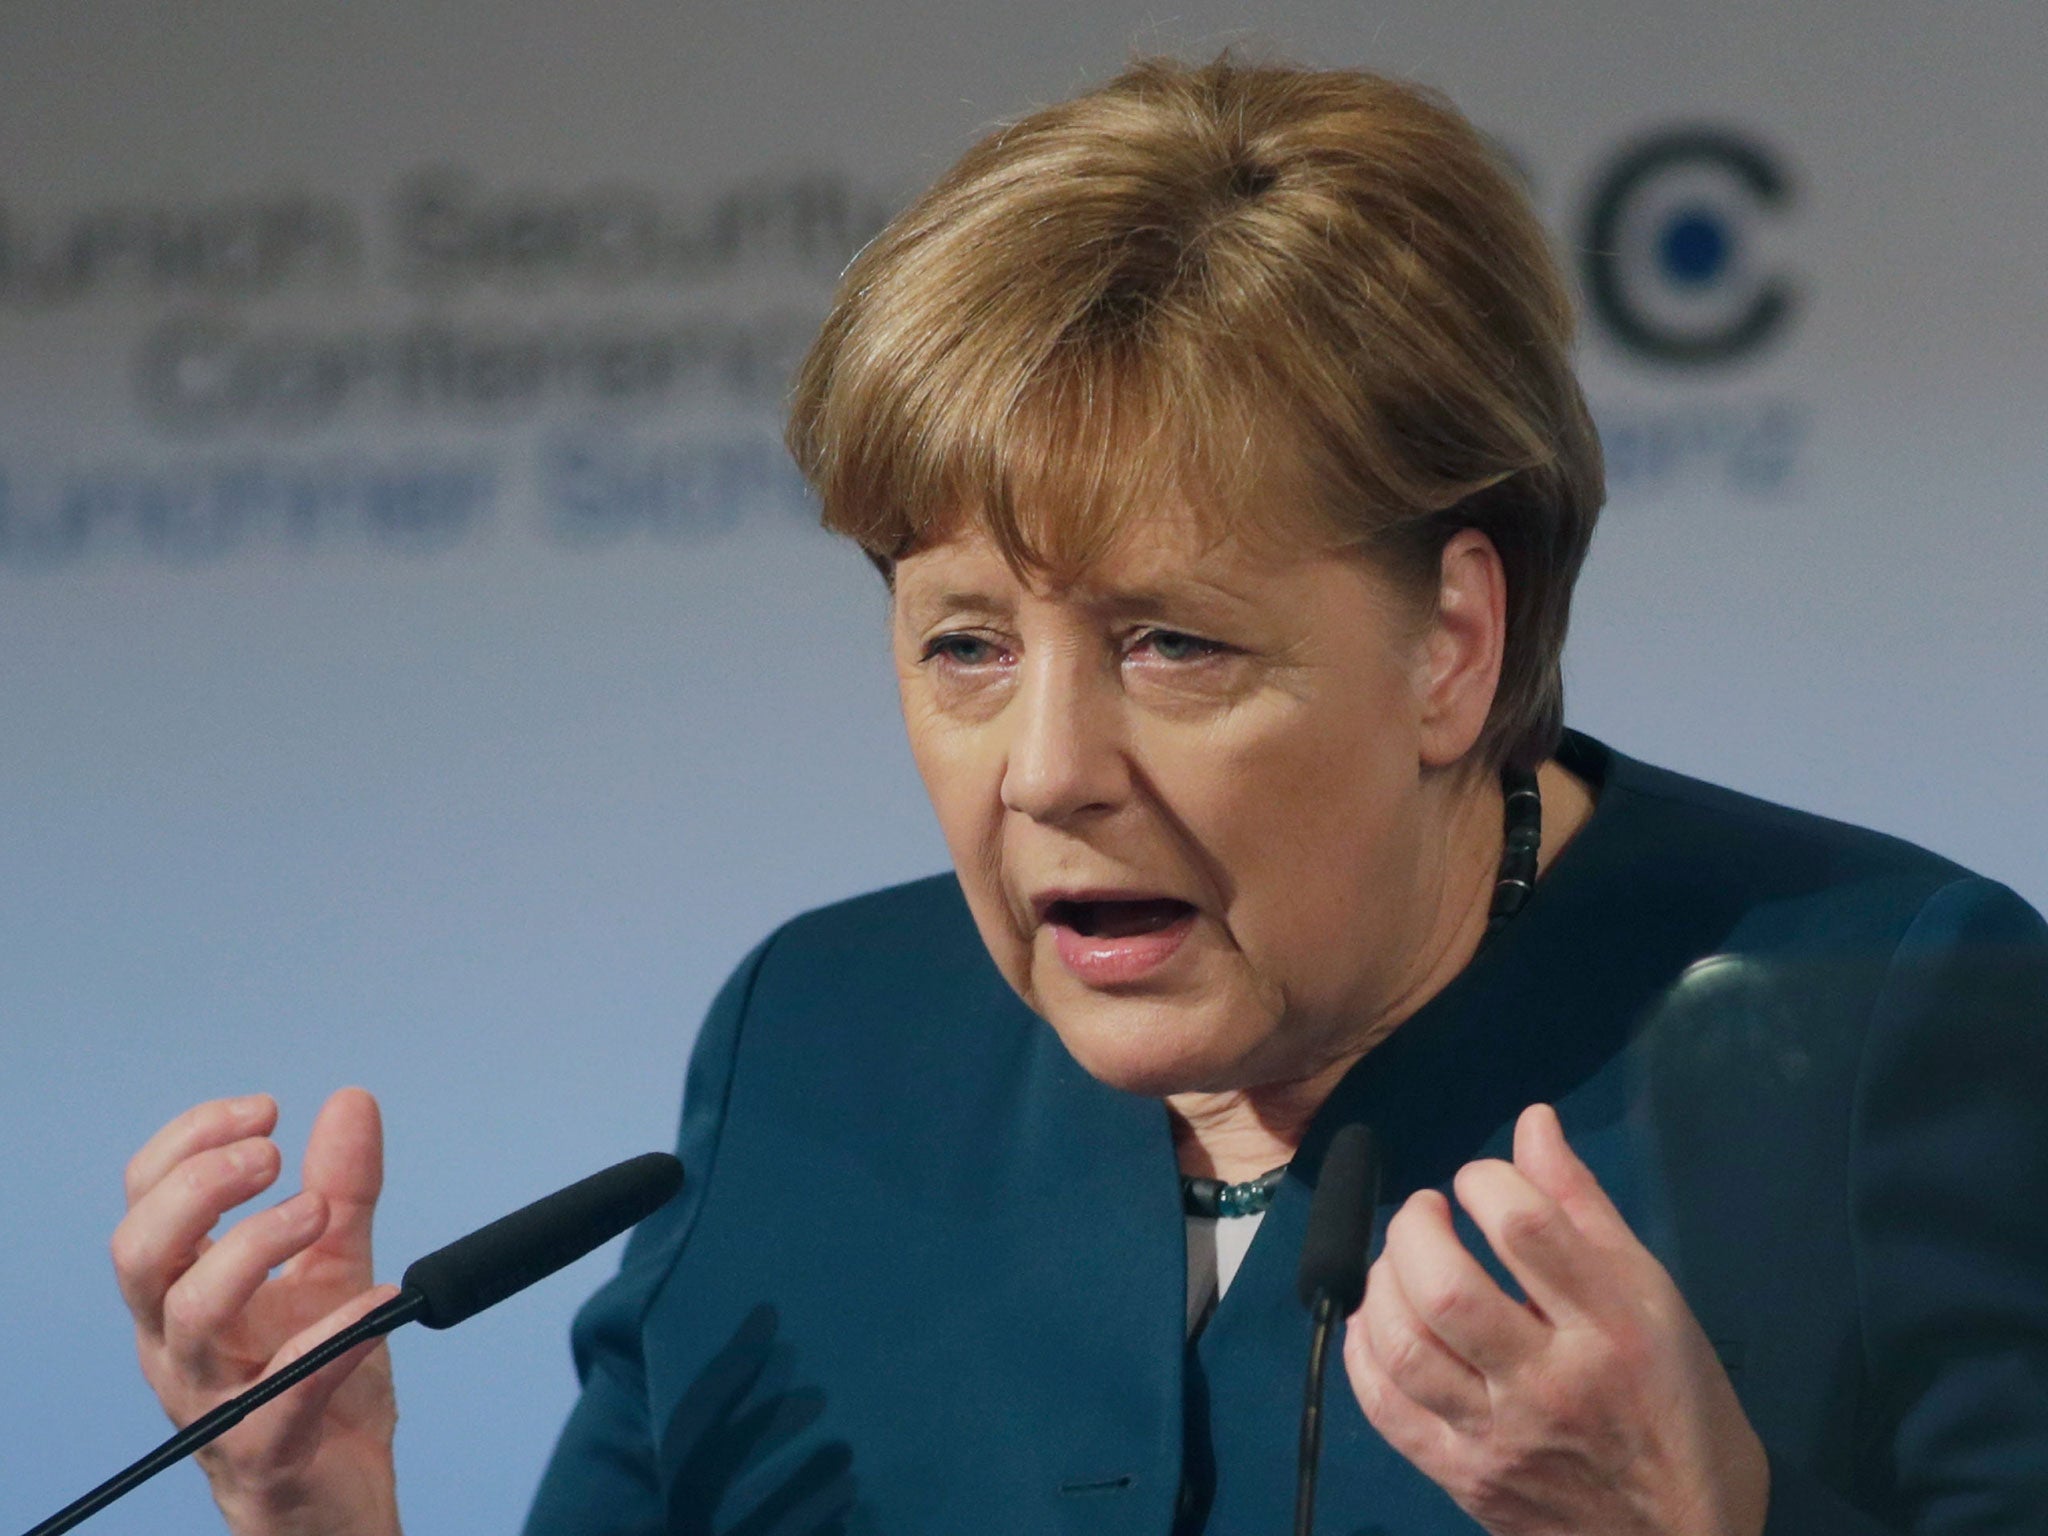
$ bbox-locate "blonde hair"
[787,54,1604,769]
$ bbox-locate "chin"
[1034,996,1259,1098]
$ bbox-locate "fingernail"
[278,1190,321,1226]
[229,1094,269,1121]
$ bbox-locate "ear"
[1414,528,1506,769]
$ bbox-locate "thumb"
[1512,1104,1629,1246]
[298,1087,383,1278]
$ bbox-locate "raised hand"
[1342,1103,1769,1536]
[111,1088,404,1536]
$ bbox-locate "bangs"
[811,319,1309,580]
[786,67,1358,581]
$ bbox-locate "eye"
[920,632,1007,667]
[1129,627,1228,663]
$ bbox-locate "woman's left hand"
[1342,1103,1770,1536]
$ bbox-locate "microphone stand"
[1291,1122,1380,1536]
[1294,1289,1340,1536]
[24,1289,427,1536]
[21,1148,683,1536]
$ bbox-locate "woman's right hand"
[112,1088,403,1536]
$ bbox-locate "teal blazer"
[523,737,2048,1535]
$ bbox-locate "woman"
[111,56,2048,1536]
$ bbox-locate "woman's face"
[892,510,1499,1098]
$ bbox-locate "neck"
[1168,755,1594,1183]
[1169,1058,1353,1181]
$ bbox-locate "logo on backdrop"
[1581,127,1797,367]
[1563,126,1808,501]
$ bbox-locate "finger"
[1453,1157,1618,1326]
[1512,1103,1633,1249]
[124,1095,278,1208]
[1380,1188,1547,1377]
[231,1284,402,1467]
[1360,1244,1493,1431]
[284,1089,383,1285]
[113,1136,284,1332]
[161,1191,332,1382]
[1342,1306,1465,1474]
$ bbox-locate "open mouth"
[1044,897,1196,939]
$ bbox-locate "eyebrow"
[896,542,1286,624]
[1079,580,1254,624]
[897,577,1261,630]
[896,590,1015,626]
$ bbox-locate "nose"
[999,648,1129,824]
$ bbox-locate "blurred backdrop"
[3,3,2043,1531]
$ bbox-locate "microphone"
[402,1150,683,1328]
[23,1150,685,1536]
[1292,1123,1381,1536]
[1296,1123,1378,1314]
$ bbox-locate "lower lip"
[1049,911,1196,985]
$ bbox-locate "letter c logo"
[1581,129,1797,367]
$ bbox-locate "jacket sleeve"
[1766,877,2048,1534]
[520,934,775,1536]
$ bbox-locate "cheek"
[1157,698,1419,963]
[911,738,986,870]
[903,711,1028,962]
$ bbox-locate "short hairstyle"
[787,53,1604,770]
